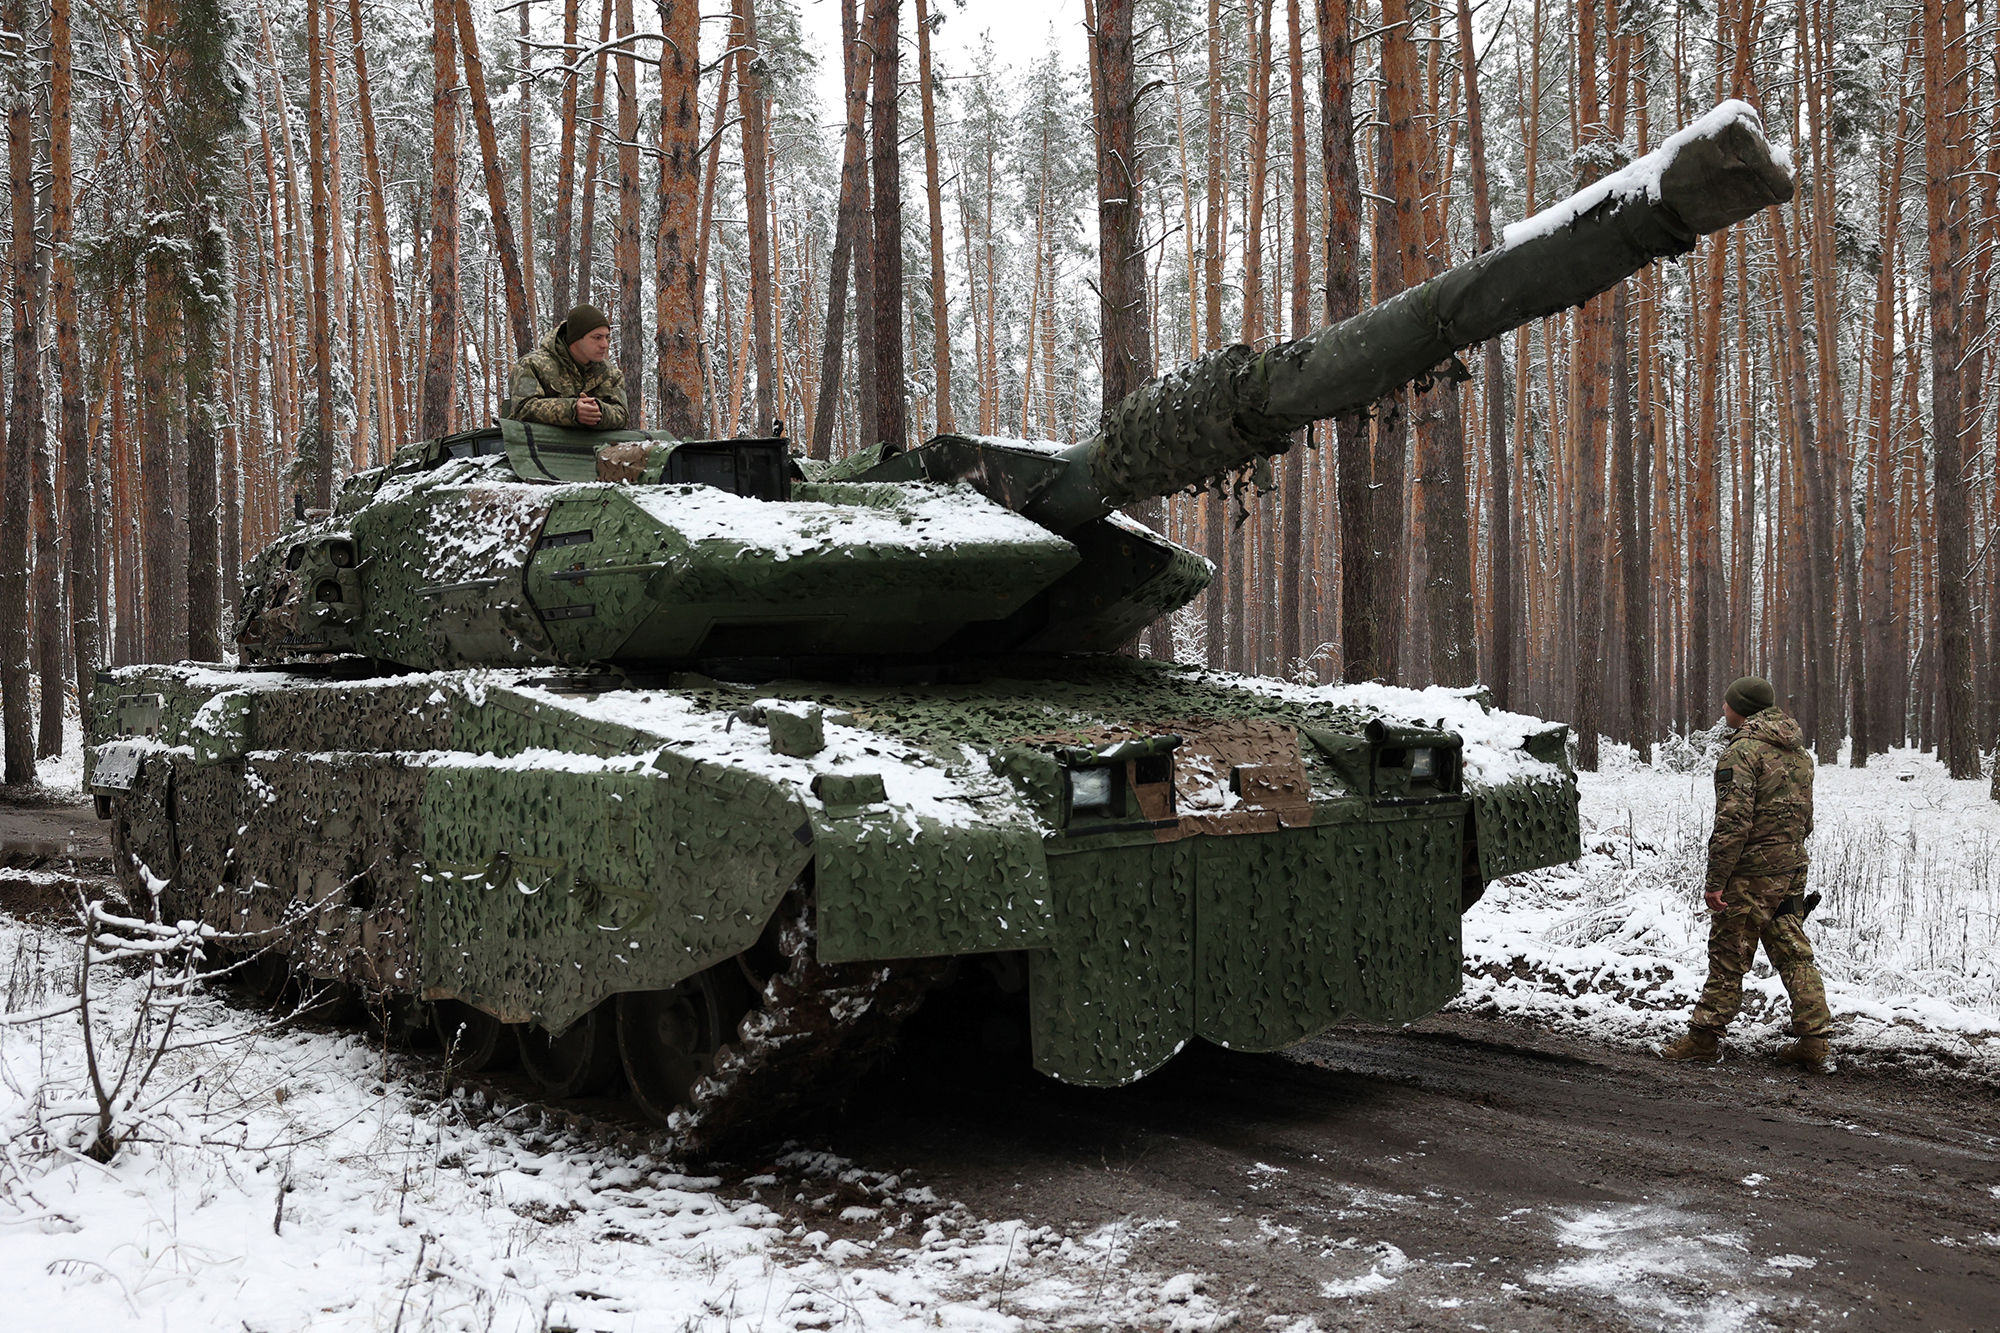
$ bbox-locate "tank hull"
[87,656,1578,1092]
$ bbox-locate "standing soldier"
[1660,676,1835,1072]
[502,304,630,429]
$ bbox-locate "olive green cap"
[563,303,610,339]
[1724,676,1775,718]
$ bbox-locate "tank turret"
[236,101,1789,677]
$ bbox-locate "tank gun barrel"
[1023,100,1793,533]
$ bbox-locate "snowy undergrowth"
[1456,743,2000,1082]
[0,914,1235,1333]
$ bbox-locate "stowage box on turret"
[88,102,1793,1152]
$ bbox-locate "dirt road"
[828,1008,2000,1331]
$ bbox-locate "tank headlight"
[1068,765,1114,813]
[1408,747,1436,780]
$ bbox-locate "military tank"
[87,103,1791,1152]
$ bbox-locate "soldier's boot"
[1657,1028,1722,1063]
[1774,1036,1832,1074]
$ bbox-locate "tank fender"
[809,800,1052,964]
[416,750,816,1031]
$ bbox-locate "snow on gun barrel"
[1016,100,1794,533]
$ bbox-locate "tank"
[86,103,1790,1152]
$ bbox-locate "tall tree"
[1316,0,1372,684]
[811,0,871,461]
[867,0,907,449]
[13,9,60,749]
[1372,6,1423,685]
[915,0,955,433]
[518,0,537,325]
[1568,0,1608,762]
[1279,0,1310,679]
[551,0,583,320]
[52,0,99,705]
[1922,0,1976,776]
[1090,0,1150,410]
[1457,0,1509,706]
[419,0,463,442]
[1201,0,1227,667]
[0,0,31,783]
[455,0,535,357]
[305,0,336,505]
[348,0,405,447]
[614,0,645,419]
[735,0,778,432]
[654,0,704,434]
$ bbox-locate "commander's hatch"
[497,418,794,500]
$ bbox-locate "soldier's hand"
[576,394,602,426]
[1704,888,1726,912]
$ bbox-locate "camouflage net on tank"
[1089,345,1304,510]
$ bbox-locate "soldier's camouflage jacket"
[503,323,630,429]
[1707,706,1814,893]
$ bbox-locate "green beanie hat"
[1724,675,1776,718]
[563,303,610,339]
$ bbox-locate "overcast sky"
[793,0,1091,130]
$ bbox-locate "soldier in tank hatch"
[502,303,630,429]
[1660,676,1835,1072]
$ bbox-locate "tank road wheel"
[431,999,520,1073]
[615,967,753,1125]
[518,1001,622,1099]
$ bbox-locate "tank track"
[671,887,952,1156]
[385,887,945,1161]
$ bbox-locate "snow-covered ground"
[1457,740,2000,1082]
[0,915,1235,1333]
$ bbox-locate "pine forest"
[1,0,1997,784]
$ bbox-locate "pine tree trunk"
[653,0,703,434]
[1767,213,1837,760]
[1452,0,1508,707]
[1861,103,1900,753]
[1201,0,1227,667]
[1922,0,1976,776]
[612,0,644,419]
[1371,21,1421,686]
[2,0,36,783]
[552,0,582,320]
[348,0,406,447]
[13,83,63,754]
[812,0,870,461]
[867,0,906,449]
[915,0,955,433]
[518,0,537,325]
[1315,0,1370,684]
[456,0,535,358]
[51,0,99,698]
[1279,0,1309,679]
[305,0,337,502]
[419,0,462,442]
[577,0,614,309]
[735,0,778,433]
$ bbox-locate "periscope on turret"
[82,103,1789,1153]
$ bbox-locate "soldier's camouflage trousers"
[1690,871,1833,1038]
